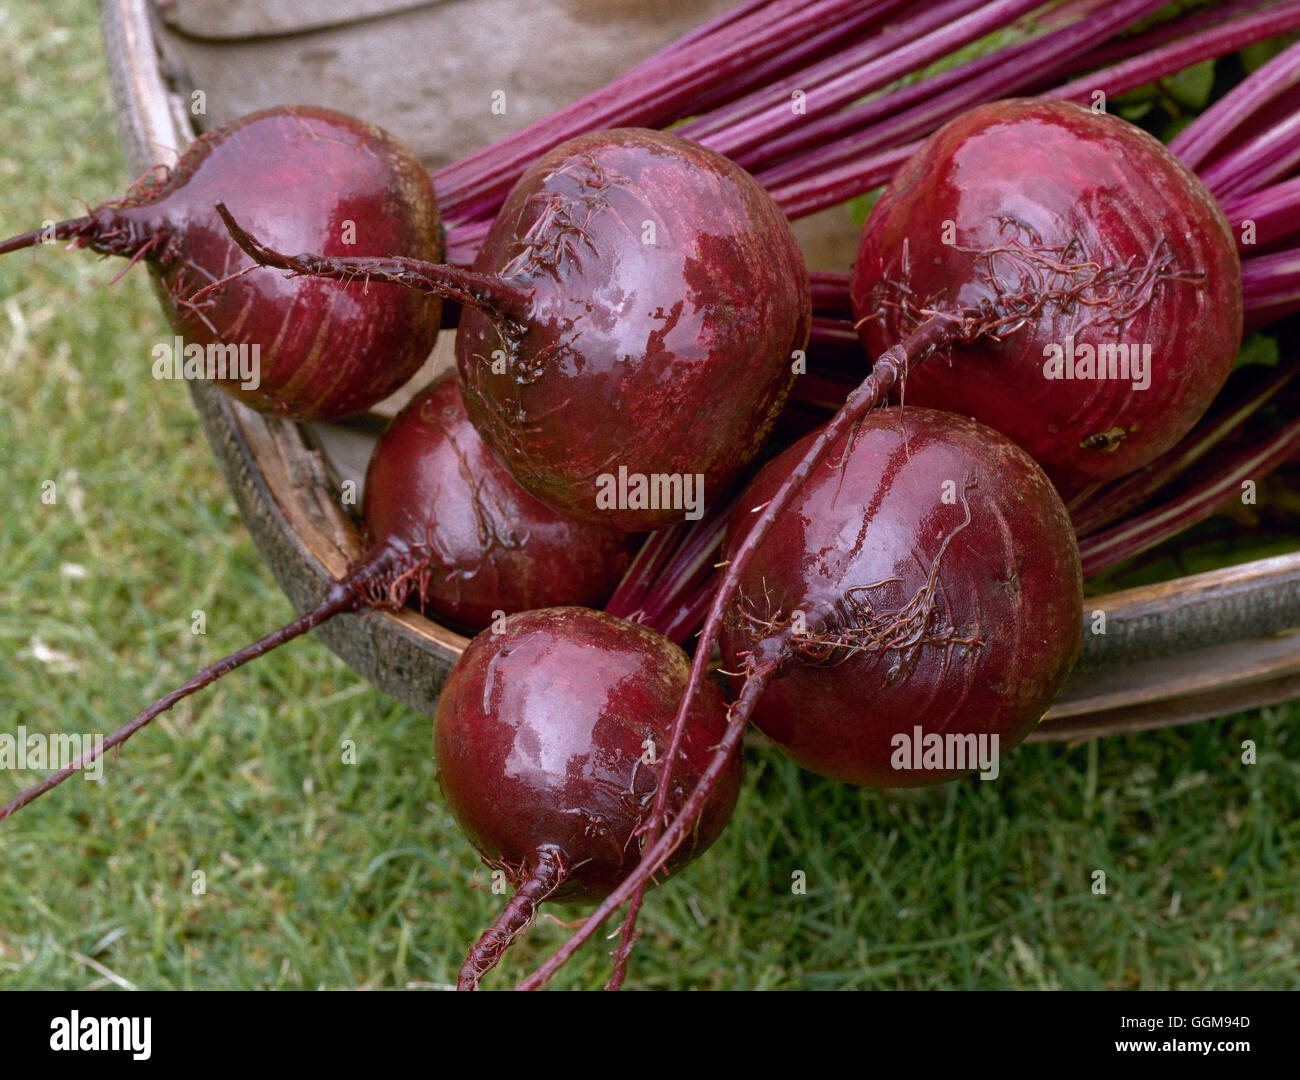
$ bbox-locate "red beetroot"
[457,128,809,528]
[851,98,1243,489]
[363,374,636,631]
[222,127,811,530]
[435,606,740,989]
[0,106,443,420]
[719,407,1082,786]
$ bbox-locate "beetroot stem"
[458,848,568,991]
[0,216,94,256]
[604,524,687,621]
[757,0,1165,189]
[1223,177,1300,251]
[769,0,1300,218]
[1071,362,1298,537]
[1046,0,1300,110]
[213,204,533,327]
[1078,408,1300,577]
[1197,107,1300,204]
[0,585,358,822]
[1170,35,1300,171]
[685,0,1045,160]
[432,0,885,221]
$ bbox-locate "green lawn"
[0,1,1296,990]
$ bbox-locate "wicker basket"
[101,0,1300,739]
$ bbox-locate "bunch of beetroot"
[4,0,1300,990]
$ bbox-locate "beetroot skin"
[434,607,741,903]
[362,375,637,631]
[851,99,1243,489]
[457,128,811,530]
[79,107,443,419]
[719,407,1083,787]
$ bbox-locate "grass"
[0,0,1297,991]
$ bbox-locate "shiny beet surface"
[719,407,1082,787]
[362,375,637,632]
[457,128,811,530]
[851,99,1242,489]
[105,106,443,420]
[434,607,741,902]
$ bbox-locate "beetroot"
[0,377,634,821]
[222,127,811,530]
[457,128,810,528]
[851,98,1243,489]
[362,374,636,631]
[0,106,442,420]
[719,407,1082,786]
[435,606,740,989]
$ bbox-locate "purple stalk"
[1047,1,1300,106]
[789,372,855,414]
[1170,35,1300,170]
[743,35,1039,178]
[678,0,1046,161]
[1070,362,1298,538]
[1243,244,1300,331]
[768,0,1300,219]
[1058,0,1274,76]
[763,141,907,221]
[445,219,490,267]
[637,502,734,626]
[604,523,687,621]
[654,577,721,648]
[1079,410,1300,577]
[432,0,896,221]
[1222,176,1300,250]
[623,0,776,73]
[756,0,1166,187]
[676,0,994,143]
[810,315,862,350]
[811,270,854,313]
[676,1,917,128]
[606,496,735,646]
[1197,106,1300,202]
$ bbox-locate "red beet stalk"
[766,0,1300,218]
[1079,406,1300,576]
[1070,362,1299,538]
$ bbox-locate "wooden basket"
[101,0,1300,740]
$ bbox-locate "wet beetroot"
[362,374,637,631]
[436,607,738,902]
[718,407,1083,786]
[851,99,1242,488]
[435,606,740,987]
[1,106,443,420]
[457,128,810,529]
